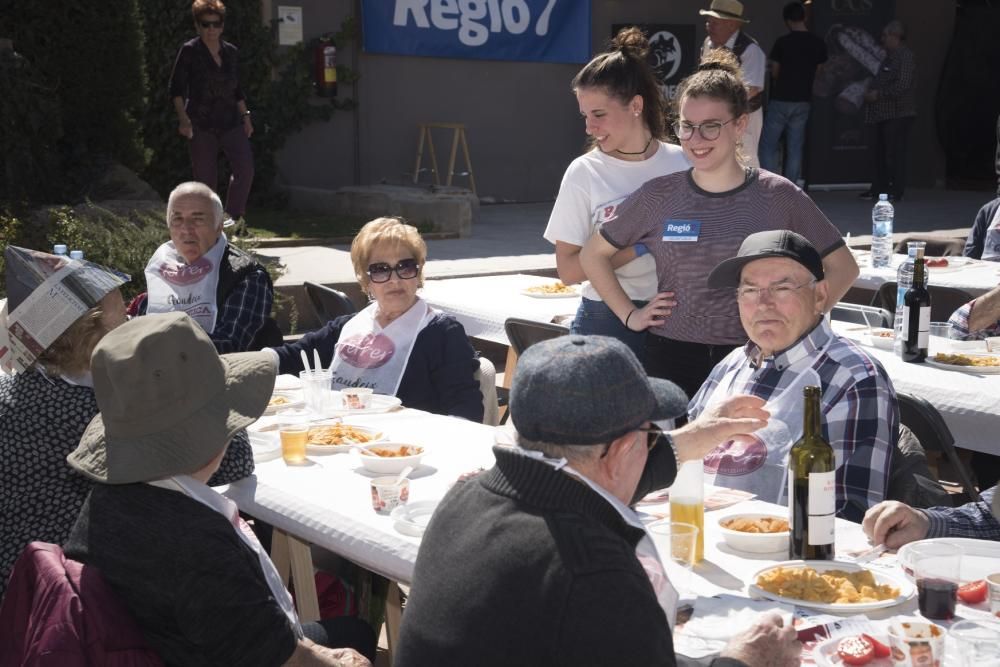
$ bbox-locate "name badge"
[662,219,701,242]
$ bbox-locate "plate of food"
[923,256,973,273]
[327,391,403,414]
[521,281,579,298]
[305,422,385,454]
[924,352,1000,374]
[264,391,305,415]
[391,500,439,537]
[749,561,913,613]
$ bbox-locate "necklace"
[614,135,654,156]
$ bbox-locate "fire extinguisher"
[314,34,337,97]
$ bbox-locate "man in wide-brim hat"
[699,0,750,23]
[63,312,374,667]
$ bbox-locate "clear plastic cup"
[911,542,963,620]
[949,619,1000,667]
[299,369,334,414]
[278,423,309,465]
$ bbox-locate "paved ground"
[258,186,996,288]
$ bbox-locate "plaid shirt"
[923,485,1000,540]
[948,298,1000,339]
[688,318,897,523]
[865,44,917,123]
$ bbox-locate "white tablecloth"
[831,320,1000,456]
[853,251,999,296]
[420,274,580,345]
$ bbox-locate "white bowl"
[357,442,425,474]
[864,328,895,350]
[718,513,790,554]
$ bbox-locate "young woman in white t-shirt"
[543,27,689,363]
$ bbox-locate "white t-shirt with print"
[544,141,689,301]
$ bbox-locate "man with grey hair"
[396,335,800,667]
[859,19,916,202]
[131,181,282,352]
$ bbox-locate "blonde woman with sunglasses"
[582,49,858,399]
[269,217,484,422]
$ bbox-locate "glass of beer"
[279,422,309,465]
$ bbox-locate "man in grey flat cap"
[396,335,800,667]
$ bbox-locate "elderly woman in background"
[170,0,254,229]
[130,181,282,352]
[0,246,253,602]
[271,217,484,422]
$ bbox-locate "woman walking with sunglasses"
[169,0,254,232]
[270,217,484,422]
[582,49,858,399]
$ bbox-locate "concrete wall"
[271,1,955,202]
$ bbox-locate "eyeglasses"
[367,258,420,283]
[735,279,816,304]
[673,118,735,141]
[200,20,223,29]
[168,216,215,229]
[601,424,662,458]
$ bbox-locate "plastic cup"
[988,573,1000,619]
[370,476,409,515]
[648,520,698,601]
[887,619,946,667]
[299,369,334,414]
[911,543,962,620]
[950,619,1000,667]
[928,322,953,339]
[278,423,309,465]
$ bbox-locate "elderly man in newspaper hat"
[61,312,374,666]
[396,335,799,667]
[699,0,766,167]
[687,230,898,523]
[130,181,282,353]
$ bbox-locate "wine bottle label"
[901,306,909,338]
[807,470,835,546]
[917,307,930,348]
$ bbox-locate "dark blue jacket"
[274,313,484,422]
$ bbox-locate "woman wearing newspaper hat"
[0,246,252,601]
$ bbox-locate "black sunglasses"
[600,424,662,458]
[367,258,420,283]
[200,20,223,28]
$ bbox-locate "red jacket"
[0,542,163,666]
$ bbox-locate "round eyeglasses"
[367,258,420,283]
[735,279,817,304]
[673,118,735,141]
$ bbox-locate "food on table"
[862,634,891,658]
[363,445,423,458]
[524,282,575,295]
[268,395,291,407]
[755,566,900,604]
[307,424,381,446]
[932,353,1000,367]
[957,579,987,604]
[871,330,893,338]
[836,635,875,665]
[721,516,789,533]
[925,257,949,268]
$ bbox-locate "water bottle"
[893,240,926,354]
[69,250,84,260]
[871,194,894,269]
[52,244,67,256]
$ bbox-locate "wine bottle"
[900,248,931,363]
[788,385,835,560]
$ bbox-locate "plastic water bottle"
[893,240,926,354]
[871,194,894,268]
[52,244,67,256]
[69,250,84,260]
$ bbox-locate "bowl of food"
[357,442,425,474]
[718,513,790,553]
[864,328,895,350]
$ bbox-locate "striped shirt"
[600,169,844,345]
[948,298,1000,339]
[923,485,1000,540]
[688,318,897,523]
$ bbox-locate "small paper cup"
[888,619,946,666]
[342,387,373,410]
[370,476,409,515]
[988,573,1000,619]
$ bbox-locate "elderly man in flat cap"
[396,335,800,667]
[699,0,766,166]
[687,230,898,523]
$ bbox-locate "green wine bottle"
[901,248,930,363]
[788,385,835,560]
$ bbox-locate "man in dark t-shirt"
[758,1,827,185]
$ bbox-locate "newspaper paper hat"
[0,246,129,373]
